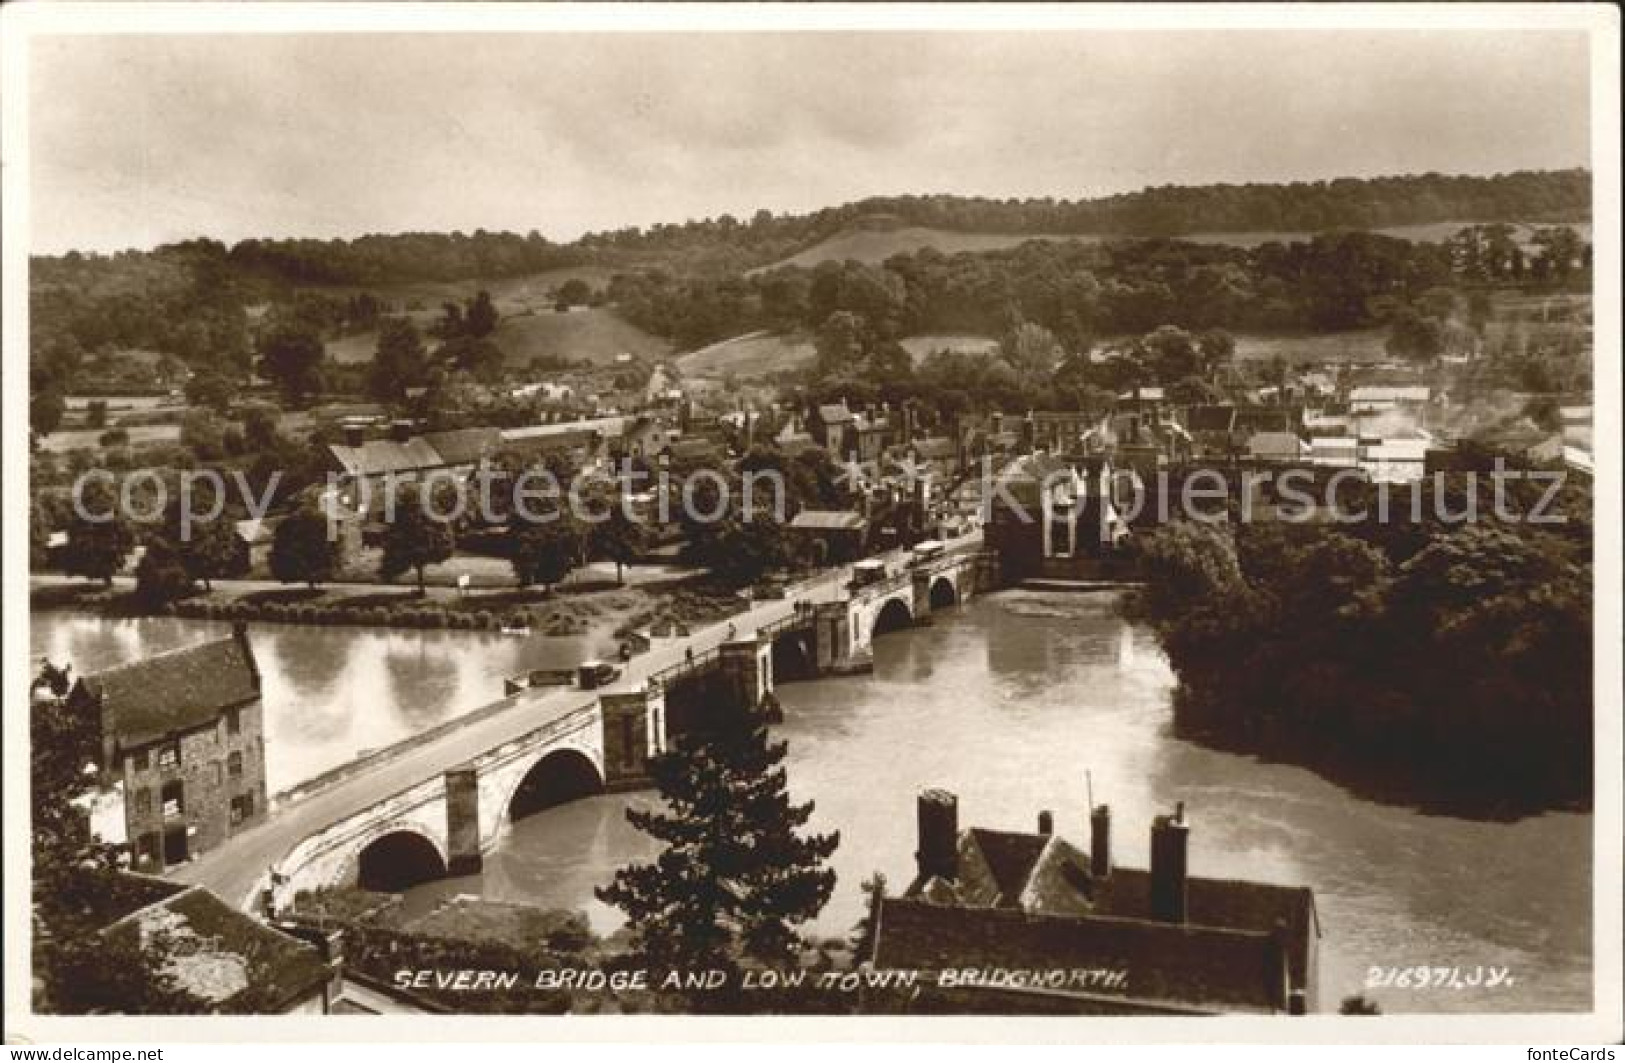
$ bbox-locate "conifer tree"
[596,716,839,996]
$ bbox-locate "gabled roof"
[101,884,329,1011]
[815,403,854,425]
[422,427,503,466]
[903,822,1319,1004]
[327,437,443,478]
[77,633,260,749]
[1247,432,1305,459]
[789,509,867,532]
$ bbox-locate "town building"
[67,626,269,872]
[868,791,1320,1014]
[787,508,869,563]
[986,452,1127,580]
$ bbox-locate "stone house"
[68,625,269,872]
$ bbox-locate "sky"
[27,29,1592,254]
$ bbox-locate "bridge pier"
[814,600,871,675]
[719,635,776,711]
[444,766,482,876]
[601,686,667,791]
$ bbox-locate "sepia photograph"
[2,1,1619,1047]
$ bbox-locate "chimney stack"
[1149,802,1189,923]
[1037,810,1054,835]
[389,419,413,443]
[342,423,365,447]
[1090,804,1112,878]
[916,789,959,883]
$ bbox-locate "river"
[30,593,1591,1012]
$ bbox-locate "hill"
[755,219,1595,272]
[327,305,672,368]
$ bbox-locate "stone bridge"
[185,546,998,913]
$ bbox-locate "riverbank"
[30,571,747,639]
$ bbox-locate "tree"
[369,317,429,400]
[465,290,499,339]
[58,481,135,587]
[30,660,210,1015]
[134,540,193,608]
[509,513,578,589]
[179,409,228,461]
[184,371,235,413]
[594,496,649,586]
[596,715,838,999]
[242,404,281,451]
[256,322,325,405]
[269,505,343,589]
[32,385,66,435]
[556,278,592,307]
[378,483,456,594]
[1386,306,1445,363]
[999,321,1062,384]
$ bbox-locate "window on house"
[230,793,254,825]
[157,745,180,770]
[227,751,243,779]
[212,763,222,786]
[160,780,184,818]
[132,749,149,772]
[226,708,241,736]
[133,788,151,816]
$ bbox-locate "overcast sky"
[28,30,1591,254]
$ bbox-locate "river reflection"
[29,596,1592,1012]
[407,590,1590,1014]
[29,613,616,794]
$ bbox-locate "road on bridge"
[169,533,982,909]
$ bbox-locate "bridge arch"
[929,576,958,609]
[506,747,606,825]
[356,829,447,891]
[872,597,913,639]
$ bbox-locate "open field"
[900,334,999,363]
[678,330,816,378]
[37,424,182,453]
[678,330,1001,378]
[313,265,624,315]
[326,305,672,368]
[757,220,1593,271]
[1230,330,1390,364]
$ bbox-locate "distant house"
[1359,438,1429,482]
[809,402,856,456]
[1307,437,1360,468]
[67,626,269,872]
[787,509,868,562]
[869,791,1319,1014]
[986,453,1126,579]
[1247,432,1307,463]
[1349,385,1431,414]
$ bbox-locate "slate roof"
[102,884,330,1012]
[422,427,503,466]
[78,633,260,750]
[899,822,1319,1011]
[327,437,444,478]
[873,897,1291,1013]
[815,403,854,425]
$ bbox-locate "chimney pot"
[1037,810,1054,835]
[1090,804,1112,878]
[916,789,959,883]
[1150,806,1190,923]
